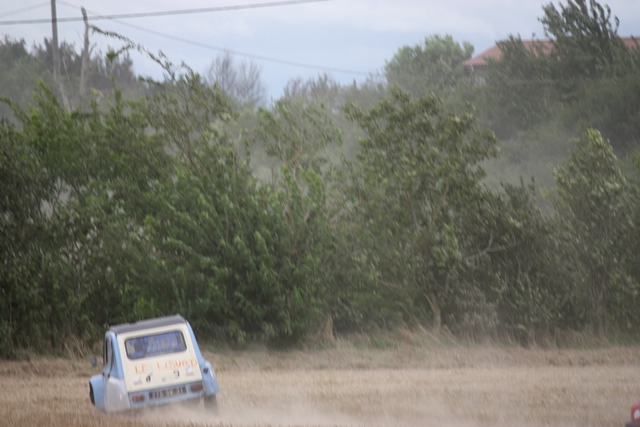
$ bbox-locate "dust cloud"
[136,390,491,427]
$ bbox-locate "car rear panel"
[116,323,204,395]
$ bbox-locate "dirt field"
[1,342,640,427]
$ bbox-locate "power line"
[0,0,328,25]
[0,2,49,18]
[56,1,370,77]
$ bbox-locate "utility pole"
[79,7,90,102]
[50,0,70,111]
[50,0,60,84]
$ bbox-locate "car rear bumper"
[129,381,205,409]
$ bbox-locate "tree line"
[1,0,640,357]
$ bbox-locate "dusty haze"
[1,341,639,426]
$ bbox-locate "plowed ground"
[2,344,640,427]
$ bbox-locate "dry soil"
[1,342,639,427]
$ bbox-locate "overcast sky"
[1,0,639,99]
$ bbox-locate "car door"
[102,334,129,412]
[102,336,114,410]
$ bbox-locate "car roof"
[109,314,187,335]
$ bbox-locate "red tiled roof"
[623,37,640,49]
[463,45,502,67]
[463,37,638,68]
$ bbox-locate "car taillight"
[132,394,146,402]
[632,402,640,422]
[190,383,204,392]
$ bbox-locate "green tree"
[343,88,498,330]
[0,37,52,120]
[539,0,640,151]
[541,0,628,80]
[257,96,341,180]
[0,45,173,352]
[257,92,354,338]
[122,65,328,344]
[619,158,640,330]
[0,115,53,356]
[551,129,634,336]
[276,73,387,164]
[486,181,576,344]
[385,35,474,109]
[482,36,555,138]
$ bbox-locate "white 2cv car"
[89,314,220,413]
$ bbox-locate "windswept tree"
[481,0,640,149]
[551,129,634,336]
[384,35,474,108]
[0,37,49,118]
[205,51,267,107]
[541,0,629,80]
[482,36,554,138]
[343,88,498,330]
[541,0,640,150]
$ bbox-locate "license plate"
[149,385,187,400]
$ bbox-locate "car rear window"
[124,330,187,360]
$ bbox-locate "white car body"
[89,314,219,413]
